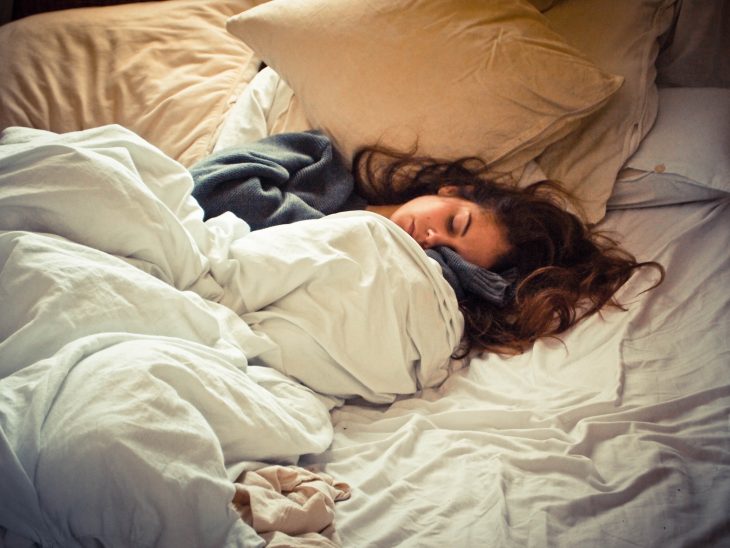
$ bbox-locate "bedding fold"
[191,130,367,229]
[0,124,463,546]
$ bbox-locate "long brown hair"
[353,146,665,356]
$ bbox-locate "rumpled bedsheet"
[0,125,462,547]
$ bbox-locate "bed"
[0,0,728,546]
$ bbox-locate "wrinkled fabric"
[233,465,350,546]
[0,124,462,545]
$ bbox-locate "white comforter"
[0,125,462,547]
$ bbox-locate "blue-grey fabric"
[191,131,366,229]
[190,131,512,306]
[426,247,515,305]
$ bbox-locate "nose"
[421,227,449,249]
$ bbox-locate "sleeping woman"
[191,131,664,358]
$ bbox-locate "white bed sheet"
[303,198,730,547]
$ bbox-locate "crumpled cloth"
[232,465,351,547]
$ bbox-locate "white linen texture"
[0,124,462,547]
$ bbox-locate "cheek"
[390,197,448,228]
[391,202,419,221]
[389,207,406,226]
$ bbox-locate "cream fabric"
[528,0,562,10]
[233,466,350,546]
[226,0,622,179]
[0,0,261,167]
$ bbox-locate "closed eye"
[461,211,472,237]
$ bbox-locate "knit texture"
[191,131,365,229]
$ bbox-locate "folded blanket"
[191,131,366,229]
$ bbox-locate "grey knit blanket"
[190,131,365,229]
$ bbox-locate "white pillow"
[607,172,728,210]
[535,0,678,222]
[214,67,311,152]
[608,87,730,209]
[625,87,730,193]
[226,0,622,183]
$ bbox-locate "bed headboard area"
[1,1,728,547]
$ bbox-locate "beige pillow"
[535,0,678,222]
[0,0,260,167]
[227,0,622,179]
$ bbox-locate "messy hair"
[353,146,665,356]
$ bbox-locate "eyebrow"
[461,211,472,237]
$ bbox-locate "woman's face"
[389,189,512,269]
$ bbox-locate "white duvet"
[0,125,462,547]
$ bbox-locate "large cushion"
[226,0,622,181]
[535,0,678,221]
[0,0,261,167]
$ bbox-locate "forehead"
[421,194,478,212]
[439,195,490,221]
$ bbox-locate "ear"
[437,185,459,197]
